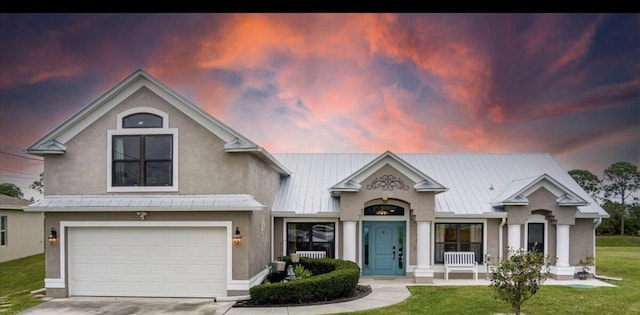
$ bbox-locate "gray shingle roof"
[272,153,607,217]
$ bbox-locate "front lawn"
[345,235,640,315]
[0,253,45,315]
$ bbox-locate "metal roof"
[25,194,265,211]
[272,153,608,217]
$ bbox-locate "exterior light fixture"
[48,227,58,246]
[375,208,389,215]
[232,226,242,245]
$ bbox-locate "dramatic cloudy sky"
[0,13,638,200]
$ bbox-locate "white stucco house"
[25,69,609,299]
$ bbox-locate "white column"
[342,221,357,263]
[414,221,434,281]
[507,224,521,254]
[556,224,570,267]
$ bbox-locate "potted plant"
[290,252,300,263]
[577,255,594,280]
[272,257,286,272]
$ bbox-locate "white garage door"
[68,226,227,298]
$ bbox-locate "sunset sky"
[1,13,638,200]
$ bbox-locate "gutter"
[592,217,623,281]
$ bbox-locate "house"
[25,69,609,299]
[0,195,44,262]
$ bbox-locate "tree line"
[569,161,640,236]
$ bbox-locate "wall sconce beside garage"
[48,227,57,246]
[233,226,242,245]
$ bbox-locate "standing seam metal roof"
[271,153,607,216]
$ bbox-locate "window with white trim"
[286,222,335,258]
[1,216,7,246]
[434,223,483,263]
[107,108,178,192]
[112,134,173,186]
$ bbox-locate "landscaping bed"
[242,257,362,306]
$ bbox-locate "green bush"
[294,264,312,279]
[249,257,360,305]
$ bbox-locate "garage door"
[68,226,227,298]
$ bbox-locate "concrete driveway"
[18,297,235,315]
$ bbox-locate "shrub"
[249,257,360,305]
[294,264,312,279]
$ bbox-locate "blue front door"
[362,221,406,276]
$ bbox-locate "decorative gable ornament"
[329,151,447,196]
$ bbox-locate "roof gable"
[26,69,290,175]
[491,173,588,207]
[329,151,447,196]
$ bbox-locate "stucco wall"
[570,218,595,265]
[339,164,436,222]
[246,155,280,275]
[45,87,263,196]
[0,210,44,262]
[506,187,576,225]
[486,218,501,263]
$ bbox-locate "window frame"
[434,222,484,264]
[107,107,178,192]
[1,216,7,246]
[112,134,174,187]
[284,220,338,259]
[524,214,548,256]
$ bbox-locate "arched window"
[122,113,163,128]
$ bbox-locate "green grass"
[0,253,45,315]
[596,235,640,247]
[343,236,640,315]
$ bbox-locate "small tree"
[490,246,555,315]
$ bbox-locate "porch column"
[507,224,521,255]
[556,224,570,267]
[552,224,574,279]
[342,221,357,263]
[414,221,434,283]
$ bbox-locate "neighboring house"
[25,70,609,299]
[0,195,44,262]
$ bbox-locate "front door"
[362,221,406,276]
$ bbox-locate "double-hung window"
[108,108,178,192]
[1,216,7,246]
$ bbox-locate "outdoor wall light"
[232,226,242,245]
[48,227,57,246]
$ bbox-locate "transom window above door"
[364,204,405,216]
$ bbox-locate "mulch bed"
[233,284,372,308]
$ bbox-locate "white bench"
[296,251,326,259]
[444,252,478,280]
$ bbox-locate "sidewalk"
[223,277,616,315]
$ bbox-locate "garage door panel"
[68,226,227,298]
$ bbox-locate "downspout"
[499,217,506,261]
[592,217,623,281]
